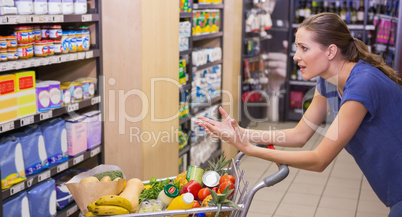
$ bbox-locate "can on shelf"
[186,165,205,186]
[60,84,71,106]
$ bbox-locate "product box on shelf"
[15,71,37,118]
[36,81,51,112]
[2,190,31,217]
[65,115,87,156]
[0,136,26,190]
[0,74,18,123]
[39,118,68,166]
[0,0,15,7]
[27,178,57,217]
[13,125,49,176]
[82,110,101,149]
[0,6,17,15]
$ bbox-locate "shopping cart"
[80,145,289,217]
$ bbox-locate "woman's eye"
[302,46,308,51]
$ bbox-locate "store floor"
[241,121,389,217]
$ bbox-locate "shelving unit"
[0,0,103,216]
[285,0,402,121]
[179,1,225,171]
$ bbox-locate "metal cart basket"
[81,147,289,217]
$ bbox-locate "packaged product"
[2,191,30,217]
[27,179,57,217]
[14,0,33,15]
[0,0,15,7]
[39,118,68,166]
[33,0,47,14]
[42,80,61,108]
[13,125,49,176]
[54,168,88,210]
[0,6,17,15]
[82,110,101,149]
[36,81,50,112]
[48,0,62,14]
[0,74,18,123]
[65,115,87,156]
[61,0,73,14]
[73,0,86,14]
[0,136,26,189]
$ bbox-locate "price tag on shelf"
[66,205,78,216]
[51,56,58,64]
[6,16,17,24]
[41,58,49,66]
[34,59,41,67]
[38,170,51,182]
[10,182,25,196]
[0,121,15,133]
[15,61,22,69]
[90,146,101,157]
[53,15,64,22]
[9,61,17,70]
[85,51,93,59]
[81,14,92,22]
[57,162,69,173]
[77,52,86,60]
[43,15,52,22]
[60,54,68,62]
[20,115,34,127]
[32,15,41,22]
[26,178,34,188]
[91,96,101,105]
[6,62,13,70]
[28,59,35,67]
[69,53,78,61]
[0,63,7,71]
[67,103,79,112]
[21,60,27,68]
[23,15,33,23]
[73,154,84,165]
[40,111,53,121]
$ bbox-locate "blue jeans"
[389,201,402,217]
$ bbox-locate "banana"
[85,212,97,216]
[95,195,132,212]
[87,201,98,212]
[92,205,129,215]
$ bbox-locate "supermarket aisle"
[241,122,389,217]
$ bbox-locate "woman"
[196,13,402,216]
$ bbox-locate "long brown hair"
[299,12,402,85]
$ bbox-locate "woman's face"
[293,28,330,80]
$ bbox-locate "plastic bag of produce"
[65,164,126,215]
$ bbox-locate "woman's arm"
[244,88,330,147]
[243,100,368,172]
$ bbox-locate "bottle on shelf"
[295,0,302,23]
[311,1,318,16]
[291,62,298,80]
[357,0,365,24]
[305,0,312,19]
[367,31,373,53]
[323,1,329,12]
[340,1,348,22]
[368,0,376,25]
[329,2,336,13]
[298,0,306,23]
[335,0,341,15]
[351,1,358,24]
[318,0,325,13]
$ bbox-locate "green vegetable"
[139,177,171,203]
[93,170,123,181]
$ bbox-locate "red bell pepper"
[179,180,202,199]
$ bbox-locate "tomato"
[192,200,200,208]
[219,175,235,185]
[219,181,234,197]
[211,187,218,193]
[197,188,211,202]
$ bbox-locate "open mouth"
[299,65,306,72]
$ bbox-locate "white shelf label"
[40,111,53,121]
[20,115,34,127]
[82,14,92,22]
[0,63,7,71]
[53,15,64,22]
[66,205,78,216]
[90,146,101,157]
[34,59,41,67]
[43,15,52,22]
[91,96,101,105]
[15,61,22,69]
[77,52,86,60]
[6,16,17,24]
[0,121,14,133]
[9,61,17,70]
[38,170,51,182]
[23,15,32,23]
[21,60,27,68]
[60,54,69,62]
[10,182,25,196]
[57,162,69,173]
[28,59,35,67]
[73,154,84,165]
[69,53,78,61]
[6,62,13,70]
[32,15,42,22]
[26,178,34,188]
[41,58,49,66]
[86,51,93,59]
[67,103,79,112]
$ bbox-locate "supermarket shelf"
[245,31,261,38]
[193,59,223,72]
[0,49,100,73]
[180,12,193,18]
[191,96,222,115]
[57,202,79,217]
[0,13,99,25]
[2,145,102,200]
[179,83,192,92]
[242,54,260,61]
[287,108,303,121]
[289,80,316,86]
[199,148,222,169]
[179,145,191,157]
[180,49,192,56]
[179,115,191,125]
[193,32,223,41]
[366,25,375,30]
[0,95,101,134]
[193,3,224,9]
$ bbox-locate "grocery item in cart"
[157,184,179,208]
[166,192,195,217]
[186,165,204,186]
[137,199,163,213]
